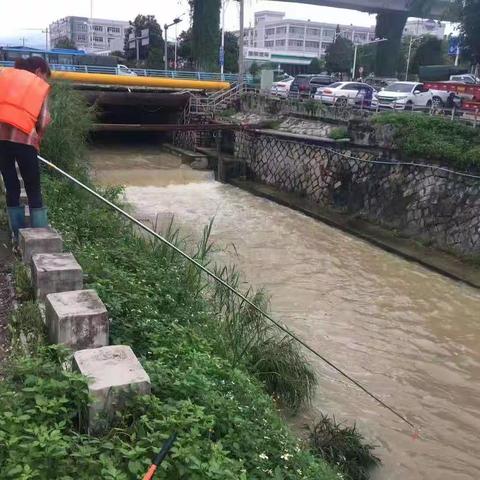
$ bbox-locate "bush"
[329,127,349,140]
[373,113,480,170]
[310,415,380,480]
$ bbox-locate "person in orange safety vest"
[0,57,51,240]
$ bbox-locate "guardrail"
[0,60,251,83]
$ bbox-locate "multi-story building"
[49,16,129,54]
[242,11,376,72]
[403,19,445,40]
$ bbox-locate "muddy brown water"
[91,145,480,480]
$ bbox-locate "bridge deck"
[271,0,454,19]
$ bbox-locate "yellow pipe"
[51,71,230,90]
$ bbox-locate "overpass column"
[374,11,408,76]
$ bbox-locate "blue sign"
[219,46,224,66]
[448,37,460,56]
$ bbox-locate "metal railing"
[0,60,252,83]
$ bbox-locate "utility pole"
[351,38,386,81]
[164,17,182,71]
[238,0,245,84]
[405,35,424,81]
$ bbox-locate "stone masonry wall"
[234,130,480,255]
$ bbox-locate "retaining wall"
[234,130,480,255]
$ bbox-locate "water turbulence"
[91,146,480,480]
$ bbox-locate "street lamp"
[164,17,182,70]
[351,37,387,80]
[405,35,425,81]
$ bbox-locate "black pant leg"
[0,141,21,207]
[14,143,43,209]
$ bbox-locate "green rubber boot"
[30,207,49,228]
[7,206,26,240]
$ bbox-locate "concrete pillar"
[19,227,63,264]
[375,11,408,76]
[31,252,83,300]
[73,345,151,434]
[45,289,109,350]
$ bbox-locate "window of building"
[93,25,103,32]
[265,40,274,47]
[275,39,286,46]
[107,26,121,34]
[265,28,275,35]
[93,36,104,42]
[75,23,87,32]
[276,26,287,34]
[306,28,320,36]
[305,40,319,48]
[289,26,304,35]
[288,39,304,47]
[323,29,335,39]
[77,34,87,42]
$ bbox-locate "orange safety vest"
[0,68,50,135]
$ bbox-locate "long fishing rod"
[39,154,415,430]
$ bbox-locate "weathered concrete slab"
[73,345,151,434]
[32,253,83,300]
[45,289,108,350]
[19,227,62,264]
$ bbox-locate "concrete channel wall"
[3,172,150,435]
[234,129,480,256]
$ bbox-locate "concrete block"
[24,206,30,227]
[20,188,28,205]
[32,253,83,300]
[45,289,108,350]
[73,345,151,434]
[19,227,63,264]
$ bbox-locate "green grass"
[373,112,480,170]
[328,127,350,140]
[309,415,380,480]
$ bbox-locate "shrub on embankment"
[0,83,379,479]
[373,113,480,171]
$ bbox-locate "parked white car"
[449,74,480,84]
[117,64,137,76]
[314,82,375,107]
[271,77,294,97]
[372,81,445,110]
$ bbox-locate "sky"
[0,0,378,47]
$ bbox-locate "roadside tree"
[54,36,77,50]
[325,29,354,76]
[124,15,164,66]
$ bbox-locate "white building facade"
[403,19,446,40]
[50,16,129,54]
[243,11,376,72]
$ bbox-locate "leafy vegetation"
[41,82,94,178]
[329,127,350,140]
[310,415,380,480]
[123,15,165,68]
[373,113,480,170]
[13,262,34,302]
[325,27,353,75]
[190,0,221,71]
